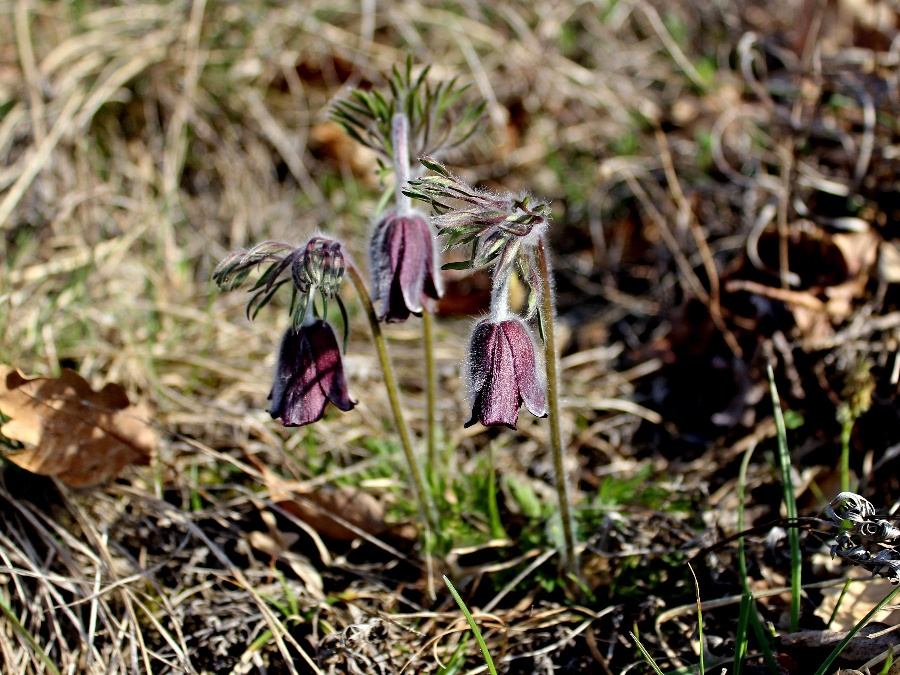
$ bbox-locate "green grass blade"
[0,592,61,675]
[734,445,754,675]
[443,575,498,675]
[749,610,780,674]
[687,563,705,675]
[486,443,505,539]
[768,365,801,631]
[629,630,665,675]
[813,585,900,675]
[839,414,854,492]
[734,593,751,675]
[437,635,470,675]
[737,442,779,674]
[826,578,853,628]
[879,648,894,675]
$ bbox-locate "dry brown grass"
[2,0,900,673]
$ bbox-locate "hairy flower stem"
[394,112,440,485]
[536,236,578,577]
[423,307,439,482]
[347,261,438,532]
[392,113,412,215]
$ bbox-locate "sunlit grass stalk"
[347,261,437,532]
[444,575,498,675]
[395,112,441,491]
[688,563,705,675]
[536,236,578,577]
[826,578,853,628]
[630,629,665,675]
[767,365,801,632]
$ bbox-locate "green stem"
[487,442,505,539]
[347,262,437,532]
[423,307,438,482]
[768,365,801,632]
[536,236,578,577]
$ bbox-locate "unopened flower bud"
[293,237,345,297]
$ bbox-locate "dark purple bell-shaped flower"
[465,317,547,429]
[370,210,443,322]
[269,320,355,426]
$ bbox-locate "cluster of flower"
[826,491,900,584]
[213,62,553,433]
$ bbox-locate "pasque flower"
[370,209,442,322]
[269,319,355,426]
[465,316,546,429]
[214,236,355,428]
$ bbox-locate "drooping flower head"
[465,316,546,429]
[403,158,555,429]
[405,157,551,320]
[332,59,484,323]
[270,320,355,426]
[213,236,356,427]
[370,209,443,322]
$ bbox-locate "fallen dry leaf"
[260,466,410,542]
[0,366,157,487]
[277,484,390,541]
[815,576,900,631]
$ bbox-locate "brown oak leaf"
[0,366,156,487]
[256,465,416,542]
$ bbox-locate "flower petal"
[416,215,443,301]
[501,319,547,418]
[269,327,328,426]
[465,320,496,395]
[369,215,394,307]
[397,216,427,315]
[306,320,355,412]
[465,320,520,428]
[370,211,442,322]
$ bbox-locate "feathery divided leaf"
[330,59,484,162]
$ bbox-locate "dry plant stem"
[423,306,438,479]
[347,261,438,532]
[536,236,578,576]
[777,144,794,289]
